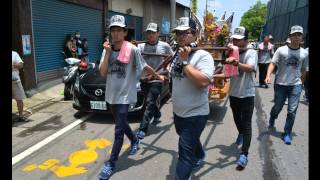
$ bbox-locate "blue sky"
[177,0,269,32]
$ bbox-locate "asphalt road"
[12,83,308,180]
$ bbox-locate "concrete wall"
[108,0,143,17]
[12,0,37,90]
[142,0,190,38]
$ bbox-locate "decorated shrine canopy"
[203,11,234,46]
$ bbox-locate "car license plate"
[90,101,107,110]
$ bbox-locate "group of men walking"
[92,13,309,180]
[12,13,308,180]
[91,15,308,180]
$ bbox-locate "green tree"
[191,0,198,14]
[240,0,267,41]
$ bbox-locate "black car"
[72,67,170,114]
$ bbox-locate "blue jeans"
[106,104,138,167]
[304,72,309,99]
[270,84,302,134]
[174,113,207,180]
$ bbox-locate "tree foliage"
[191,0,197,14]
[240,0,267,41]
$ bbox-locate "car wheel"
[74,111,85,119]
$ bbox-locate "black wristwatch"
[182,61,189,67]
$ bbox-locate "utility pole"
[206,0,208,15]
[170,0,176,31]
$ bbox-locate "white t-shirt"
[305,47,309,71]
[99,46,147,104]
[271,45,309,85]
[229,49,258,98]
[138,41,173,83]
[12,51,23,81]
[171,50,214,117]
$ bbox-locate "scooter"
[61,51,81,100]
[61,51,95,100]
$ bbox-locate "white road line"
[12,115,92,166]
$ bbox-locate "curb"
[12,78,65,121]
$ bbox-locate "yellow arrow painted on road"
[23,138,129,178]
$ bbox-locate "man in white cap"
[225,26,258,170]
[170,16,214,179]
[98,15,164,180]
[265,25,308,145]
[269,34,274,44]
[135,22,173,140]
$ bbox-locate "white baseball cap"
[146,22,158,32]
[231,26,246,39]
[290,25,303,35]
[173,17,196,31]
[109,15,126,28]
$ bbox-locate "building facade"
[262,0,308,47]
[12,0,189,90]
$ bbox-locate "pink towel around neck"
[224,44,239,77]
[117,41,134,64]
[258,42,273,50]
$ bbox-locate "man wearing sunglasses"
[170,17,214,180]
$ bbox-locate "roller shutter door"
[32,0,103,80]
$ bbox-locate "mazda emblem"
[95,89,103,96]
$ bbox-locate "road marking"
[12,114,92,166]
[23,138,113,177]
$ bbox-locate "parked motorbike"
[61,51,95,100]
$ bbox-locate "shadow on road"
[255,88,282,180]
[190,143,239,180]
[92,96,232,179]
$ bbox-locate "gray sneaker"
[151,117,161,125]
[136,130,145,140]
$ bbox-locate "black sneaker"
[193,151,207,170]
[18,117,30,122]
[151,117,161,125]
